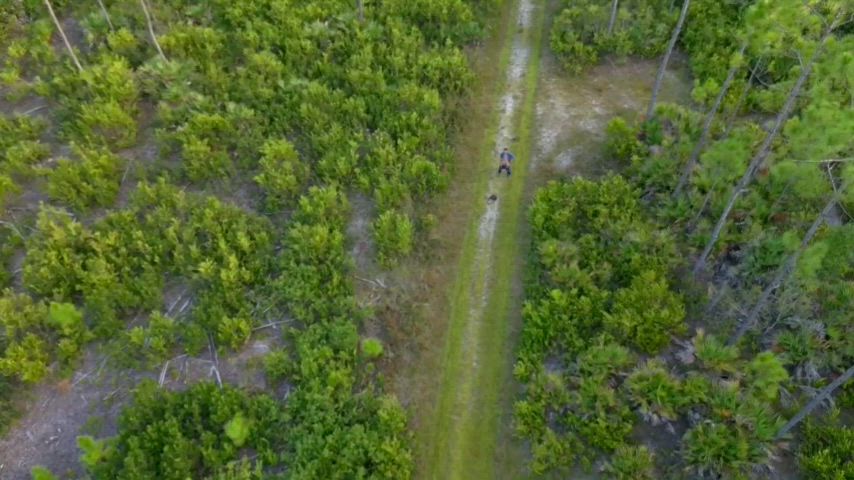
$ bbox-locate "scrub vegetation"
[1,0,851,478]
[0,0,494,477]
[517,0,852,478]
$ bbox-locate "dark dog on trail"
[487,194,498,204]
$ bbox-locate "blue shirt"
[500,151,515,162]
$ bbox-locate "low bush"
[798,418,854,480]
[254,138,308,210]
[373,210,414,268]
[47,144,123,211]
[550,0,675,73]
[84,381,287,479]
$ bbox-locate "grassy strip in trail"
[424,0,547,478]
[410,0,516,475]
[422,2,515,472]
[467,3,546,477]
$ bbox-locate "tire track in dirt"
[423,1,545,478]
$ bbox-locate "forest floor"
[367,0,695,479]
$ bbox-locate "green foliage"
[4,140,49,175]
[0,0,494,476]
[517,176,686,472]
[25,181,273,345]
[124,312,179,366]
[86,381,286,479]
[254,138,308,210]
[541,1,853,478]
[362,337,385,360]
[373,210,414,268]
[603,445,656,480]
[798,418,854,480]
[49,55,139,147]
[0,114,49,206]
[605,117,643,163]
[78,435,106,469]
[550,0,675,73]
[625,360,684,423]
[30,466,57,480]
[744,352,789,402]
[210,460,264,480]
[47,144,122,211]
[279,187,354,323]
[263,349,292,384]
[693,330,740,375]
[74,99,138,149]
[604,270,686,353]
[0,375,17,435]
[682,421,752,477]
[0,291,89,382]
[224,412,251,448]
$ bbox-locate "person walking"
[498,147,514,176]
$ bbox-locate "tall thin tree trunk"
[724,57,763,136]
[673,42,747,197]
[687,184,715,232]
[44,0,83,72]
[607,0,619,35]
[692,27,835,276]
[728,190,841,345]
[775,365,854,441]
[647,0,691,118]
[139,0,166,61]
[96,0,114,30]
[356,0,364,22]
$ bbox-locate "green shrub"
[0,174,17,208]
[74,99,137,149]
[605,117,642,162]
[744,352,788,401]
[684,386,782,478]
[682,422,751,477]
[263,349,293,383]
[550,0,674,73]
[373,210,413,268]
[0,334,50,383]
[293,185,350,227]
[217,315,252,350]
[78,435,107,469]
[626,359,684,423]
[47,144,122,211]
[604,445,656,480]
[182,135,231,182]
[362,337,385,360]
[603,270,686,354]
[105,28,146,65]
[125,312,179,366]
[4,140,49,174]
[30,466,57,480]
[798,418,854,480]
[85,381,286,479]
[254,138,308,209]
[693,330,740,375]
[224,412,251,447]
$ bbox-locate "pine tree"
[139,0,166,61]
[775,364,854,440]
[729,183,845,345]
[647,0,691,118]
[44,0,83,72]
[607,0,619,36]
[693,9,846,275]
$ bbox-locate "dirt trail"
[419,0,545,478]
[415,0,693,477]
